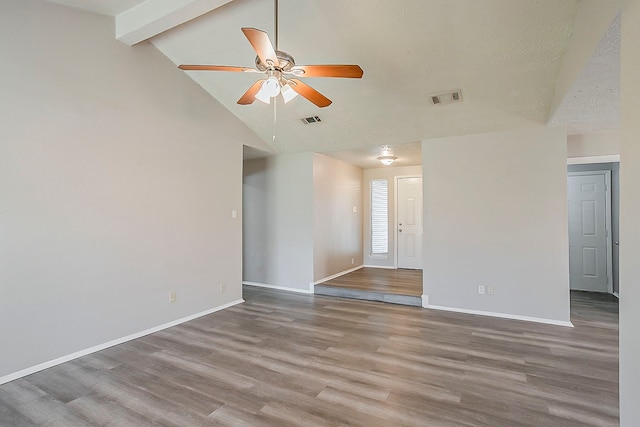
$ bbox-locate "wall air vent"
[300,116,322,124]
[430,89,463,105]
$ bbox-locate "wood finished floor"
[0,288,618,426]
[319,267,423,296]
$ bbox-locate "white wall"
[242,154,314,291]
[619,0,640,423]
[422,127,571,324]
[313,154,363,282]
[0,1,266,380]
[567,131,620,158]
[362,166,422,268]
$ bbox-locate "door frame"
[394,175,423,269]
[567,170,613,293]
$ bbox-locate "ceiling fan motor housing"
[256,50,295,72]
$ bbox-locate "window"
[370,179,389,254]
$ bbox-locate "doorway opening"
[567,163,619,296]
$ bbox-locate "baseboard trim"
[362,265,396,269]
[242,281,313,294]
[313,265,363,286]
[421,294,429,308]
[0,299,244,386]
[613,292,620,299]
[425,304,574,328]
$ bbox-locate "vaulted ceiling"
[45,0,620,167]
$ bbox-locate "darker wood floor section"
[319,267,423,296]
[0,288,618,426]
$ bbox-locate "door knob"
[615,241,619,246]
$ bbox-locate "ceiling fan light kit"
[177,0,363,108]
[254,75,281,104]
[280,83,298,103]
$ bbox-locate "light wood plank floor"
[0,288,618,426]
[319,267,423,296]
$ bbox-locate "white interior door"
[568,172,611,292]
[397,177,423,269]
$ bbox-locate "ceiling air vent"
[301,115,322,125]
[430,89,463,105]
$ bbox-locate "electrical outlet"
[220,283,226,293]
[169,292,176,303]
[478,285,485,295]
[487,287,494,295]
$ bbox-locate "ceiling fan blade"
[290,65,364,78]
[179,65,256,72]
[288,79,332,108]
[237,80,265,105]
[241,27,280,68]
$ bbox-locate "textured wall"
[243,153,364,289]
[242,154,315,291]
[619,0,640,423]
[422,127,570,324]
[312,154,363,282]
[567,132,620,158]
[0,1,264,380]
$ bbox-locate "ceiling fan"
[178,0,363,108]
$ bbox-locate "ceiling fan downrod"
[274,0,279,51]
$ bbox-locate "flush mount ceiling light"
[377,145,397,166]
[378,156,397,166]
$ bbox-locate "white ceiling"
[549,14,620,135]
[45,0,620,168]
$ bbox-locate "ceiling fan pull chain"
[273,99,277,143]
